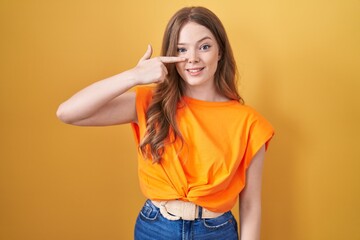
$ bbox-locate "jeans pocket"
[139,200,160,221]
[203,211,237,230]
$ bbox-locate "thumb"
[138,44,153,63]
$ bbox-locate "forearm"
[56,69,137,124]
[239,203,261,240]
[56,45,185,125]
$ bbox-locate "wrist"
[115,69,141,87]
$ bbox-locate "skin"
[56,45,185,126]
[175,22,225,102]
[240,145,265,240]
[57,22,265,240]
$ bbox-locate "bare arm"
[56,71,138,126]
[239,145,266,240]
[56,45,185,126]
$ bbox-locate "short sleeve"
[130,86,154,145]
[243,111,274,169]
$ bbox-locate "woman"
[57,6,274,240]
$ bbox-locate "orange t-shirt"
[131,86,274,212]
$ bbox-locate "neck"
[184,85,229,102]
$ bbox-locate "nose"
[187,49,199,63]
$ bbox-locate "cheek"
[209,55,219,71]
[175,63,185,74]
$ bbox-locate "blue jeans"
[134,200,239,240]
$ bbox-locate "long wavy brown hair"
[139,6,244,163]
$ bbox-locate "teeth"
[187,68,202,73]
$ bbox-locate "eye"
[200,44,211,51]
[177,47,187,53]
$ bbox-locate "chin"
[183,79,203,87]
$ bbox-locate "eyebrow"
[177,36,213,45]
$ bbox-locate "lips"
[186,67,204,72]
[186,67,205,75]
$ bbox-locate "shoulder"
[133,85,156,105]
[231,103,274,132]
[134,85,155,98]
[230,103,266,120]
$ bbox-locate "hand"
[132,45,186,85]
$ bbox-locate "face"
[175,22,221,93]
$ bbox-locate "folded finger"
[161,64,168,75]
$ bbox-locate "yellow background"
[1,0,359,239]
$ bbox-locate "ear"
[218,50,222,61]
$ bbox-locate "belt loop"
[159,201,181,221]
[198,206,203,219]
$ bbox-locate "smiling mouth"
[186,67,205,73]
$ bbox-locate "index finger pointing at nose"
[159,56,187,63]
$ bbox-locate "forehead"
[177,22,216,44]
